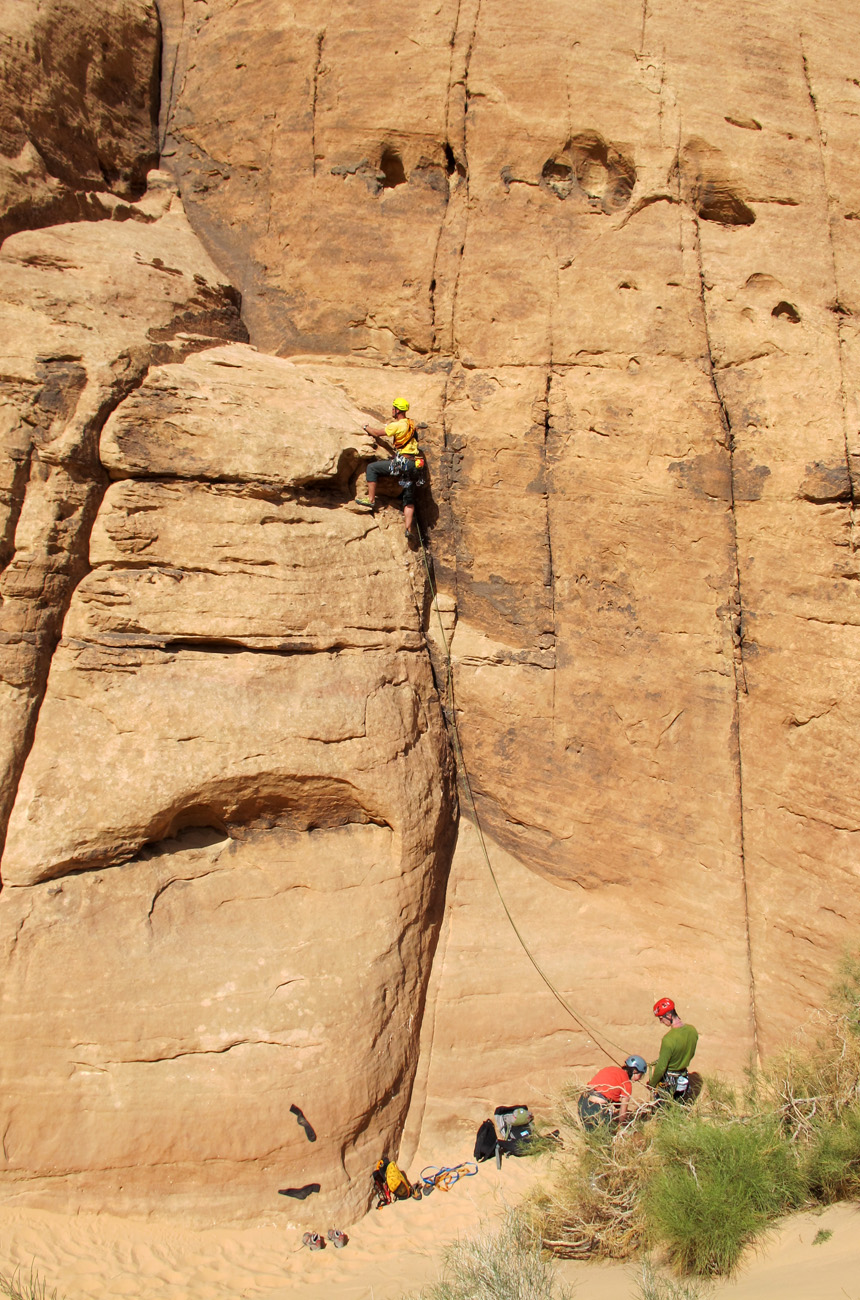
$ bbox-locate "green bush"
[412,1211,570,1300]
[805,1107,860,1202]
[643,1112,806,1275]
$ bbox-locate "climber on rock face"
[649,998,698,1101]
[355,397,423,538]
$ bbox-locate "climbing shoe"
[289,1103,317,1142]
[355,496,375,512]
[279,1183,320,1199]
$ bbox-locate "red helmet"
[653,997,675,1018]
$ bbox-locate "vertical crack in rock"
[541,367,557,737]
[311,30,326,179]
[692,212,760,1062]
[800,36,858,533]
[446,0,480,356]
[427,7,461,348]
[638,0,650,59]
[158,0,185,153]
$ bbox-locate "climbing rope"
[415,521,627,1066]
[420,1161,478,1193]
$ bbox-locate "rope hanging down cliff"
[414,521,626,1067]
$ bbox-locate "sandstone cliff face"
[0,1,455,1224]
[158,0,860,1075]
[0,0,858,1227]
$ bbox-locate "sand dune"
[0,1150,858,1300]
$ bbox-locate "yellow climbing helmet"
[392,397,410,412]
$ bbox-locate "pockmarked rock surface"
[160,0,860,1069]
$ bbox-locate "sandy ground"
[0,1153,858,1300]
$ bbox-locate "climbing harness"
[414,520,627,1067]
[420,1161,478,1193]
[392,451,426,489]
[656,1070,691,1102]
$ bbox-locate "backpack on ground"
[494,1104,534,1144]
[473,1119,498,1162]
[474,1103,537,1164]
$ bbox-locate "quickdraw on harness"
[657,1070,690,1100]
[419,1162,478,1194]
[391,452,426,489]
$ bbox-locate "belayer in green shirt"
[650,997,698,1102]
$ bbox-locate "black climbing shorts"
[366,457,418,505]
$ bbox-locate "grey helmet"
[625,1055,647,1074]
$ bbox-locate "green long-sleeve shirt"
[650,1023,699,1087]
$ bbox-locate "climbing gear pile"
[372,1156,422,1208]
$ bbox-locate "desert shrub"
[412,1211,570,1300]
[526,1111,651,1260]
[636,1257,707,1300]
[642,1111,806,1275]
[0,1268,60,1300]
[759,952,860,1138]
[804,1106,860,1201]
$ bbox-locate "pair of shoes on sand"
[302,1229,348,1251]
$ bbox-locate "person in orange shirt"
[578,1055,647,1131]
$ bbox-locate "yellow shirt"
[385,418,420,455]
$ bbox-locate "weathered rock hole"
[380,147,407,188]
[443,142,465,178]
[695,181,756,226]
[573,133,635,210]
[677,140,756,227]
[541,158,573,198]
[772,300,801,323]
[725,115,762,131]
[541,134,635,209]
